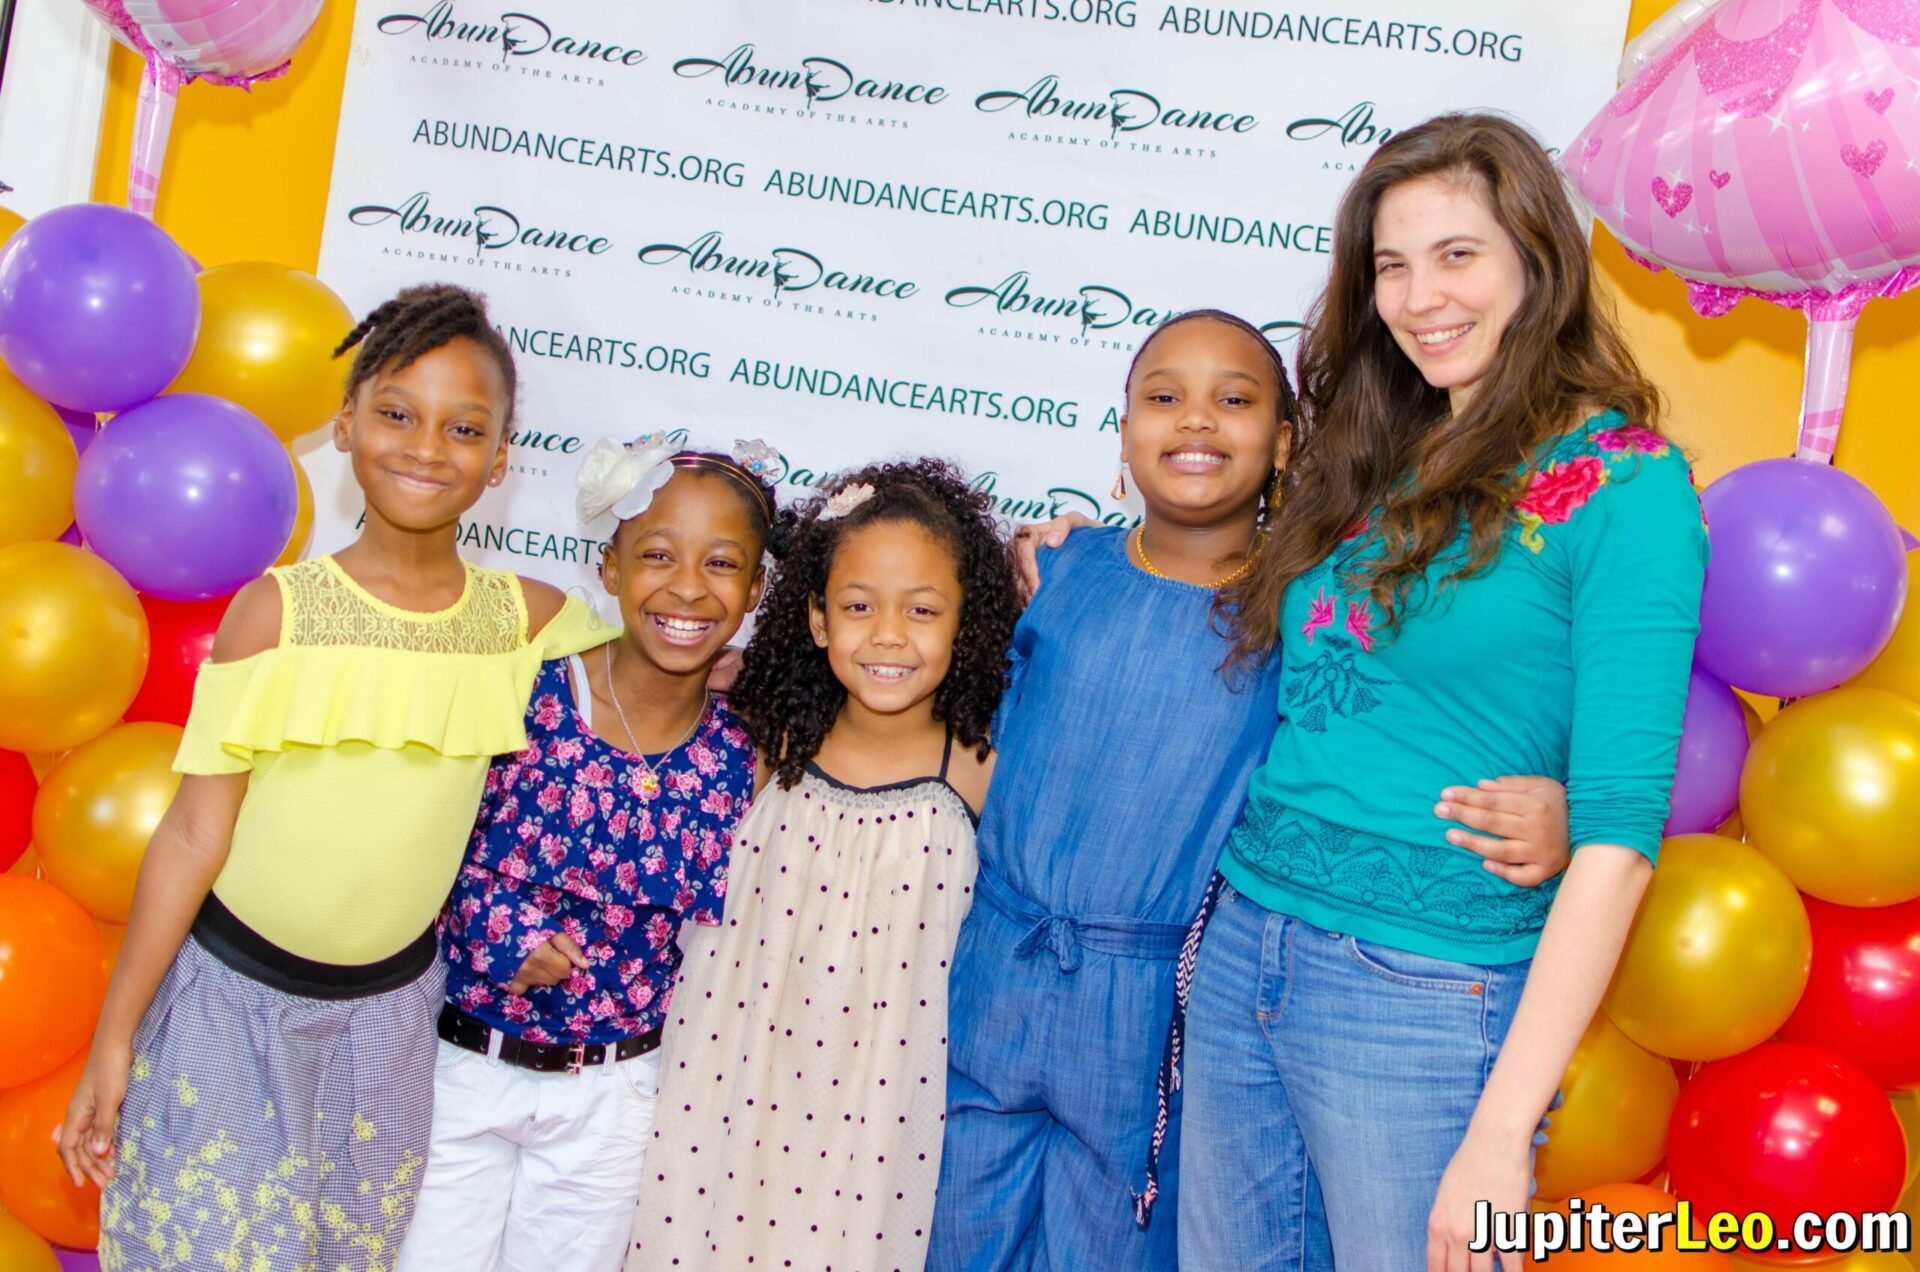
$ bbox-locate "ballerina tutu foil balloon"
[80,0,324,217]
[1564,0,1920,462]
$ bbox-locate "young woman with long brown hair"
[1172,113,1706,1270]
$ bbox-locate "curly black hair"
[732,457,1019,789]
[333,283,519,428]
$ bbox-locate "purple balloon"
[73,393,295,600]
[58,405,98,456]
[1664,668,1749,836]
[1696,459,1907,699]
[59,522,83,546]
[0,203,200,413]
[53,1247,101,1272]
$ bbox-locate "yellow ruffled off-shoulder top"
[176,555,619,966]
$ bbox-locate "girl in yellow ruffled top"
[58,284,617,1272]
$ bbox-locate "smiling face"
[602,469,765,677]
[333,336,510,533]
[1371,172,1528,414]
[1121,317,1291,528]
[808,519,962,724]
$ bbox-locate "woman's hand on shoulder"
[209,575,283,662]
[1010,514,1096,603]
[1436,776,1569,887]
[518,577,568,640]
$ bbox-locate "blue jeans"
[1179,884,1532,1271]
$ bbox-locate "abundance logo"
[347,193,613,256]
[672,43,946,106]
[945,271,1173,333]
[975,75,1256,136]
[637,231,919,301]
[376,2,645,66]
[1285,102,1396,148]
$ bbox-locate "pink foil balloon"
[1564,0,1920,463]
[77,0,323,216]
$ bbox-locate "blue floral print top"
[442,656,756,1045]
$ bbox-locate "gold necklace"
[1132,526,1259,588]
[603,642,707,800]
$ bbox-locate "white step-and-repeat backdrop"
[310,0,1632,594]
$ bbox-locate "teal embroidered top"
[1221,411,1708,964]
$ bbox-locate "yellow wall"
[89,0,1920,528]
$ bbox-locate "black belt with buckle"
[437,1004,662,1074]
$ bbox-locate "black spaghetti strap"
[937,727,955,781]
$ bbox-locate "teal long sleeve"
[1222,413,1708,964]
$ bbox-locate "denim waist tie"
[974,861,1190,972]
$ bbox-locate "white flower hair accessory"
[576,434,678,536]
[731,438,781,482]
[818,481,875,522]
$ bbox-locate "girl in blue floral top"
[397,438,787,1272]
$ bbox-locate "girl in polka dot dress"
[630,458,1020,1272]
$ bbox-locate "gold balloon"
[1534,1012,1680,1200]
[0,1207,58,1272]
[1741,688,1920,906]
[166,262,355,441]
[1605,835,1812,1061]
[1893,1090,1920,1191]
[0,543,148,751]
[0,206,24,245]
[32,722,181,922]
[1736,1254,1911,1271]
[275,451,314,567]
[0,368,78,547]
[1852,552,1920,705]
[1899,1176,1919,1270]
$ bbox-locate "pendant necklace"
[603,642,706,800]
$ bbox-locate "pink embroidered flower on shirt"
[1301,588,1336,645]
[1593,424,1669,457]
[1343,599,1377,653]
[1516,456,1607,523]
[1514,456,1608,553]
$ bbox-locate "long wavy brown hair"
[1221,112,1663,668]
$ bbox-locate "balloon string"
[1796,316,1859,465]
[129,58,181,220]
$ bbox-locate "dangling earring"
[1258,468,1283,527]
[1111,461,1129,501]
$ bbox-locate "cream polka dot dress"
[629,752,978,1272]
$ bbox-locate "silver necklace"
[602,641,706,799]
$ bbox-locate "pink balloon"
[1564,0,1920,463]
[77,0,322,217]
[78,0,320,80]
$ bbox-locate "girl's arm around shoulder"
[947,745,996,820]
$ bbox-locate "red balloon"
[1777,896,1920,1090]
[122,593,231,726]
[1668,1043,1907,1262]
[0,749,34,871]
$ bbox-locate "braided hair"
[334,284,519,428]
[731,458,1019,789]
